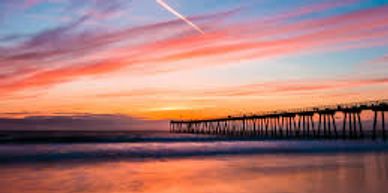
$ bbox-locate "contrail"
[156,0,205,34]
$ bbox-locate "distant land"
[0,114,168,131]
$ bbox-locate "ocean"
[0,130,387,193]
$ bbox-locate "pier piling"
[170,100,388,140]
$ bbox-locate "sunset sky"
[0,0,387,123]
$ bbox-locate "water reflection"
[0,153,387,193]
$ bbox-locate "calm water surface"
[0,131,387,193]
[0,153,387,193]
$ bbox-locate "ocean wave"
[0,130,230,144]
[0,140,387,164]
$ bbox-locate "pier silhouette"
[170,100,388,140]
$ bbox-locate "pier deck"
[170,100,388,140]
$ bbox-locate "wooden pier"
[170,100,388,140]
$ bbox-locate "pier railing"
[170,99,388,140]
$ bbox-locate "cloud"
[0,8,238,91]
[366,55,388,65]
[257,0,359,24]
[0,2,387,96]
[205,78,388,97]
[149,6,388,65]
[95,77,388,99]
[23,0,42,8]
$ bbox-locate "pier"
[170,100,388,140]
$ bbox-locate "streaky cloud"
[0,1,386,99]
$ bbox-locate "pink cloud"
[94,77,388,99]
[23,0,43,8]
[0,3,387,95]
[367,55,388,65]
[200,78,388,97]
